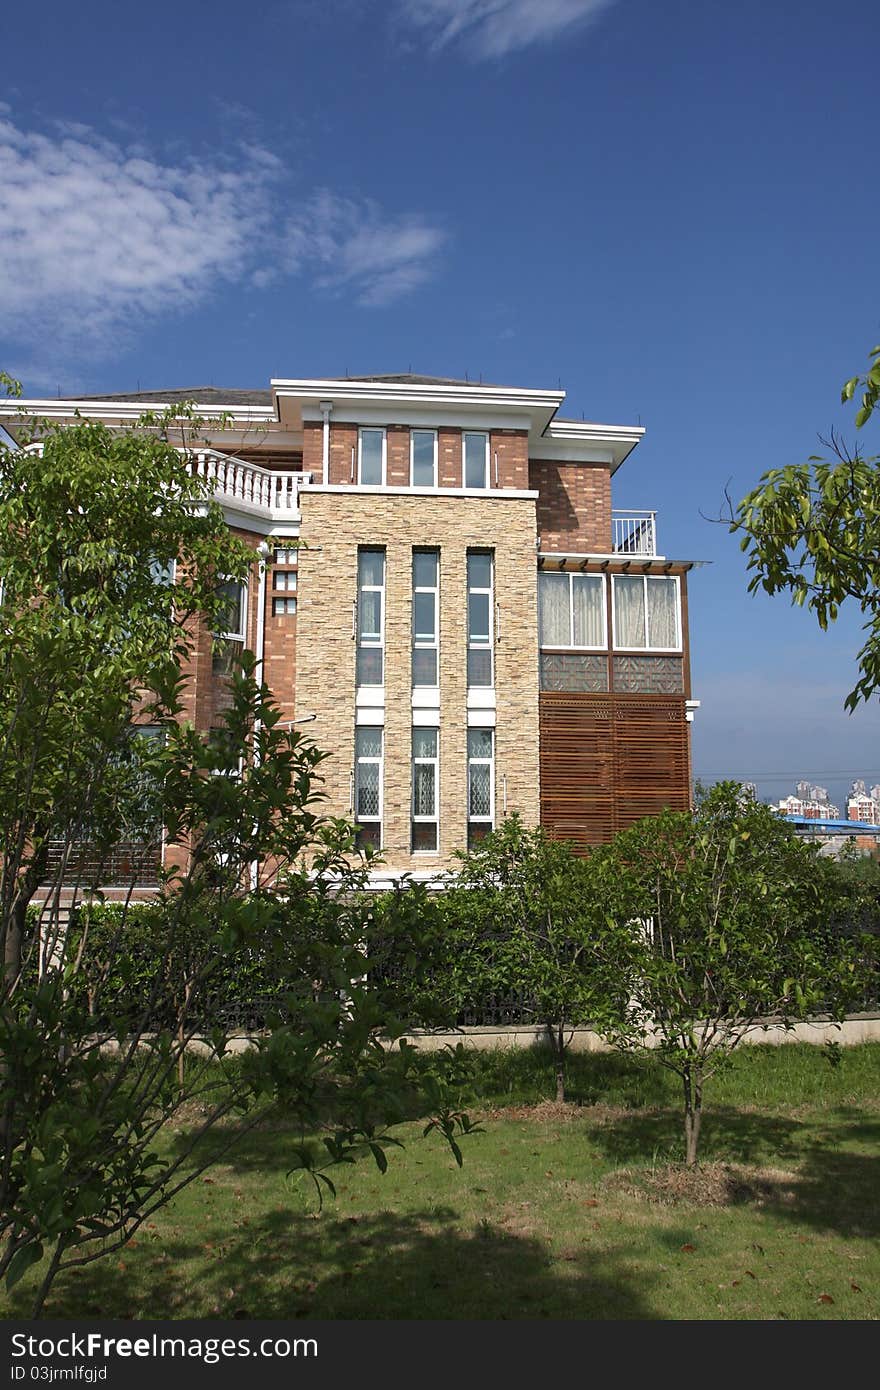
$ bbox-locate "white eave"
[0,399,277,424]
[271,378,565,434]
[532,419,646,471]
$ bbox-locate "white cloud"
[284,191,447,306]
[0,117,445,369]
[394,0,617,59]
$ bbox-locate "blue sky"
[2,0,879,809]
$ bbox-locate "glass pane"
[413,550,438,588]
[356,823,380,851]
[359,590,382,639]
[358,550,384,588]
[412,822,437,852]
[274,570,296,591]
[572,575,604,647]
[464,433,487,488]
[467,729,493,759]
[357,647,383,685]
[467,648,492,686]
[647,578,678,648]
[356,763,380,817]
[360,431,383,484]
[413,762,436,816]
[412,647,437,686]
[538,572,570,646]
[467,552,492,590]
[468,591,490,642]
[614,576,646,647]
[217,579,245,637]
[356,728,383,759]
[467,822,491,848]
[469,764,491,817]
[412,728,437,759]
[411,432,435,486]
[414,591,436,641]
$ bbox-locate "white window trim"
[467,729,495,832]
[354,728,383,838]
[410,428,438,488]
[216,576,248,643]
[538,571,607,651]
[412,727,439,853]
[463,431,489,489]
[358,427,387,487]
[467,550,494,688]
[357,548,386,688]
[611,573,682,652]
[412,548,440,689]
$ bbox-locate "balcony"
[612,510,656,556]
[189,450,309,521]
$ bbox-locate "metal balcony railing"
[612,509,657,556]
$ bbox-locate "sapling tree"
[597,783,872,1165]
[435,816,634,1102]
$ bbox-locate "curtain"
[647,578,678,648]
[538,572,570,646]
[571,575,604,646]
[614,576,646,647]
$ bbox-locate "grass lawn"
[3,1043,879,1321]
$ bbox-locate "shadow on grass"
[754,1118,880,1241]
[37,1207,659,1321]
[589,1104,809,1168]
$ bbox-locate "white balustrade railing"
[190,450,307,518]
[612,509,657,556]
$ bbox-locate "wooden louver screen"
[539,692,690,849]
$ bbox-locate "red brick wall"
[530,459,612,553]
[329,423,358,485]
[302,420,323,478]
[386,424,410,486]
[491,429,529,489]
[438,426,462,487]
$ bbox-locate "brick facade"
[531,458,612,553]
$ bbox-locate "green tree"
[732,343,880,708]
[596,783,870,1165]
[0,400,471,1314]
[433,816,634,1102]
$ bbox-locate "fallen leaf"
[744,1270,756,1279]
[851,1283,862,1293]
[817,1294,834,1305]
[680,1244,696,1253]
[582,1199,600,1208]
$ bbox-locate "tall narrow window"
[412,549,439,687]
[359,428,385,486]
[411,728,438,852]
[538,572,606,648]
[212,577,247,676]
[354,727,383,850]
[467,551,493,687]
[612,575,681,650]
[463,432,489,489]
[411,429,437,487]
[356,548,385,686]
[467,729,494,846]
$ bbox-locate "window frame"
[611,573,682,652]
[467,549,494,688]
[412,548,440,688]
[358,427,387,487]
[463,431,489,489]
[411,726,439,853]
[467,727,495,846]
[356,547,386,687]
[538,571,607,650]
[410,428,438,488]
[354,726,383,850]
[212,576,248,676]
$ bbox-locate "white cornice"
[0,399,277,424]
[272,378,565,411]
[532,420,645,472]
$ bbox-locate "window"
[356,548,385,685]
[354,727,383,850]
[612,575,681,650]
[411,429,437,487]
[213,577,247,676]
[463,432,489,489]
[467,551,493,687]
[412,549,439,686]
[411,728,438,852]
[359,428,386,486]
[467,728,494,846]
[273,546,298,565]
[538,572,605,648]
[272,597,297,615]
[273,570,297,591]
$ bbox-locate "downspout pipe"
[319,400,333,484]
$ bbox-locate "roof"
[71,387,272,406]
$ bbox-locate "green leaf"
[6,1242,44,1291]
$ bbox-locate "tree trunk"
[553,1024,565,1103]
[682,1064,703,1167]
